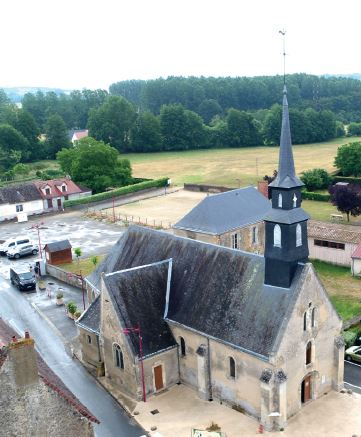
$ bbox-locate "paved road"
[344,360,361,395]
[0,275,146,437]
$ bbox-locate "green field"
[126,136,361,187]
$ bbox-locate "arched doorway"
[301,374,312,404]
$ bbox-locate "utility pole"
[29,222,44,259]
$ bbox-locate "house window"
[314,240,345,250]
[311,308,316,328]
[303,312,307,331]
[252,226,258,245]
[86,335,92,344]
[306,341,312,365]
[114,344,124,369]
[296,224,302,247]
[45,187,51,195]
[232,233,238,249]
[16,204,23,212]
[61,184,67,192]
[180,336,186,357]
[278,193,283,208]
[229,356,236,379]
[293,193,297,208]
[274,224,281,247]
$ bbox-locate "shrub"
[343,330,357,349]
[302,191,331,202]
[64,177,169,208]
[300,168,331,191]
[56,292,63,299]
[67,301,77,314]
[74,311,82,319]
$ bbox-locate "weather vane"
[278,29,286,85]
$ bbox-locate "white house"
[0,183,43,222]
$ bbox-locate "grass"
[126,136,361,187]
[311,259,361,320]
[61,255,105,276]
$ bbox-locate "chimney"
[8,332,38,387]
[257,180,269,198]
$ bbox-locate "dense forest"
[1,74,361,175]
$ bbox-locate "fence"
[86,209,173,230]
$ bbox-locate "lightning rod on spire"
[278,29,286,85]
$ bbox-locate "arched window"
[296,224,302,247]
[114,344,124,369]
[303,312,307,331]
[278,193,283,208]
[274,224,281,247]
[180,336,186,357]
[311,308,316,328]
[293,193,297,208]
[306,341,312,365]
[229,356,236,378]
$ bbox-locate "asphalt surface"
[344,360,361,395]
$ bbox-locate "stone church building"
[77,86,344,431]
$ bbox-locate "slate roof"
[77,295,101,334]
[0,183,42,205]
[269,86,304,189]
[173,187,271,235]
[265,207,310,224]
[103,262,176,356]
[0,319,99,423]
[44,240,72,253]
[308,220,361,244]
[88,226,306,359]
[352,242,361,259]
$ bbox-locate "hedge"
[64,177,169,208]
[302,191,331,202]
[333,176,361,185]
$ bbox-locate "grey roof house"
[0,183,44,221]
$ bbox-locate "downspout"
[207,337,213,401]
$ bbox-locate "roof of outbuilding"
[0,319,99,423]
[0,183,42,205]
[103,262,176,357]
[88,226,306,359]
[173,186,271,235]
[308,220,361,244]
[44,240,72,252]
[77,295,101,334]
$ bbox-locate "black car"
[10,268,36,291]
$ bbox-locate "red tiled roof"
[0,319,99,424]
[34,178,84,199]
[352,242,361,259]
[73,129,88,141]
[308,220,361,245]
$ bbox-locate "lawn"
[311,259,361,321]
[61,255,105,276]
[126,136,361,187]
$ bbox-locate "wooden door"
[57,198,62,209]
[302,375,311,403]
[154,365,163,391]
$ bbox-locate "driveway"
[0,211,124,258]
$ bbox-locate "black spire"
[269,85,304,189]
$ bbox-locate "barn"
[44,240,72,265]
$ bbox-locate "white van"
[0,237,32,256]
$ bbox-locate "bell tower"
[264,85,309,288]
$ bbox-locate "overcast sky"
[2,0,360,90]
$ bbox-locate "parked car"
[345,346,361,363]
[7,244,38,259]
[10,267,36,291]
[0,237,32,255]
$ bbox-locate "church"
[77,86,344,431]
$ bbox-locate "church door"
[154,365,164,391]
[301,375,312,403]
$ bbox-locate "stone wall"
[46,263,82,289]
[78,327,102,369]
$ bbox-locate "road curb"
[30,302,69,345]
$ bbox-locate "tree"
[130,112,162,152]
[329,184,361,221]
[0,124,30,159]
[300,168,331,191]
[334,142,361,176]
[197,99,222,124]
[87,96,136,152]
[0,148,21,172]
[57,137,132,193]
[348,122,361,136]
[45,114,70,158]
[226,109,261,147]
[13,163,30,177]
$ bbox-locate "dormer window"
[278,193,283,208]
[45,187,51,195]
[274,224,281,247]
[296,224,302,247]
[293,193,297,208]
[61,184,67,193]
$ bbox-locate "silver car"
[345,346,361,363]
[7,244,38,259]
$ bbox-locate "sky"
[2,0,361,90]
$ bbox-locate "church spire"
[269,85,304,189]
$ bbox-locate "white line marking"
[344,381,361,390]
[344,360,361,368]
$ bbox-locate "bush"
[334,176,361,185]
[302,191,331,202]
[56,292,63,299]
[64,177,169,208]
[74,311,82,319]
[67,301,77,314]
[300,168,331,191]
[343,330,357,349]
